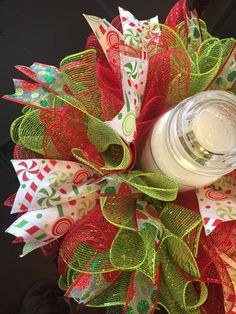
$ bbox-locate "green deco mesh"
[60,50,104,121]
[5,5,236,313]
[58,185,206,314]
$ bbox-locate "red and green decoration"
[3,0,236,313]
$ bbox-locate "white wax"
[140,111,223,190]
[140,91,236,190]
[192,105,236,153]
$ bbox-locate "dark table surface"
[0,1,235,313]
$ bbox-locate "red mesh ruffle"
[14,144,43,159]
[165,0,186,30]
[58,205,118,275]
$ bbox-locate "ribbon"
[3,4,235,163]
[6,159,101,255]
[6,158,178,256]
[196,171,236,235]
[2,0,236,312]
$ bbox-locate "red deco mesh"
[4,193,17,207]
[96,59,123,121]
[40,104,103,167]
[202,282,225,314]
[135,49,190,155]
[40,105,88,161]
[165,0,186,30]
[60,50,104,121]
[14,143,43,159]
[85,15,125,122]
[58,205,118,276]
[144,49,190,105]
[197,233,235,314]
[86,33,106,62]
[174,188,236,314]
[135,96,168,154]
[208,221,236,264]
[110,15,123,33]
[174,189,200,214]
[40,238,62,257]
[85,11,191,162]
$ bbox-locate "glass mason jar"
[140,90,236,190]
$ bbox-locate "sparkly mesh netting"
[3,0,236,313]
[8,9,235,166]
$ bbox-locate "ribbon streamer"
[196,171,236,235]
[3,0,236,312]
[6,159,101,255]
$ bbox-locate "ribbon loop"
[116,171,178,201]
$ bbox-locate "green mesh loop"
[104,306,123,314]
[184,280,208,312]
[190,38,223,94]
[198,38,221,71]
[159,246,207,313]
[160,203,202,258]
[89,272,131,307]
[220,38,235,60]
[21,106,36,115]
[115,171,178,201]
[52,96,66,108]
[87,118,131,171]
[60,49,104,120]
[65,267,81,303]
[100,195,137,231]
[58,95,132,172]
[11,109,45,154]
[149,24,188,57]
[136,226,158,281]
[99,179,139,230]
[10,115,24,144]
[60,242,115,274]
[60,49,97,96]
[110,229,146,270]
[58,275,68,292]
[158,279,202,314]
[175,19,211,50]
[161,228,200,278]
[160,203,202,239]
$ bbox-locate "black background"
[0,1,235,313]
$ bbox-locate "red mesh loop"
[96,59,123,121]
[14,144,43,159]
[40,105,92,160]
[198,236,235,314]
[165,0,186,30]
[85,33,106,61]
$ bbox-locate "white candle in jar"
[140,91,236,190]
[192,104,236,154]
